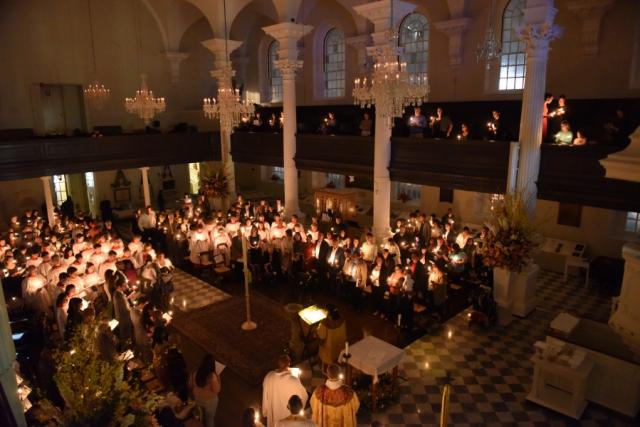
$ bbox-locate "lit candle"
[397,314,402,326]
[345,341,349,355]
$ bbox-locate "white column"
[353,0,416,243]
[0,284,27,426]
[164,51,189,83]
[373,116,392,242]
[40,176,55,226]
[202,39,245,204]
[140,167,151,207]
[515,0,562,215]
[263,23,313,219]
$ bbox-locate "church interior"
[1,0,640,426]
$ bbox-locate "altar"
[345,335,404,411]
[314,188,358,219]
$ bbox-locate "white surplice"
[262,370,308,427]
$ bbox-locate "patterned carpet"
[296,270,638,426]
[172,293,292,385]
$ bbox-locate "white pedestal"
[493,264,539,320]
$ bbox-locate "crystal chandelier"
[83,0,110,109]
[125,74,166,124]
[203,64,254,131]
[476,0,502,69]
[353,43,429,127]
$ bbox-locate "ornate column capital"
[202,38,243,69]
[434,17,471,69]
[347,34,372,73]
[274,59,303,80]
[353,0,416,31]
[567,0,615,56]
[518,22,563,57]
[209,63,236,88]
[39,176,52,182]
[262,22,313,61]
[164,51,189,83]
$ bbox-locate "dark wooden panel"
[295,134,374,175]
[538,143,640,212]
[0,132,220,181]
[231,132,283,167]
[390,137,511,194]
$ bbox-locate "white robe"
[262,370,308,427]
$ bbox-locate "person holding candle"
[310,364,359,427]
[407,107,427,138]
[429,107,453,138]
[262,354,308,427]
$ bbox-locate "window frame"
[268,40,282,103]
[323,28,346,99]
[497,0,526,92]
[398,12,429,79]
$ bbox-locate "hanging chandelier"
[352,0,429,128]
[203,63,254,131]
[476,0,502,69]
[202,0,254,131]
[83,0,110,109]
[125,74,166,124]
[353,42,429,127]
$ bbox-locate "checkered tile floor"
[297,270,637,426]
[170,268,230,312]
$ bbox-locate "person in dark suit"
[408,252,428,304]
[326,239,345,296]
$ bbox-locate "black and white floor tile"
[171,267,230,312]
[297,270,636,426]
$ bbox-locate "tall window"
[626,211,640,233]
[52,175,68,206]
[324,29,345,98]
[272,166,285,181]
[499,0,526,91]
[268,41,282,102]
[326,173,344,188]
[396,182,421,202]
[399,13,429,77]
[84,172,96,215]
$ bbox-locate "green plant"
[43,320,161,427]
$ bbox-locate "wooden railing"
[0,132,220,181]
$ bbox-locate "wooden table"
[345,335,404,411]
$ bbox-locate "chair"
[564,256,590,285]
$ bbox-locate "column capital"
[567,0,615,56]
[274,59,303,79]
[262,22,313,61]
[40,176,52,182]
[518,22,563,57]
[353,0,416,31]
[164,50,189,83]
[434,17,471,69]
[209,63,236,88]
[202,38,243,68]
[139,166,150,172]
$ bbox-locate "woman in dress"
[191,353,221,427]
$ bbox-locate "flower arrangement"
[484,192,541,272]
[201,172,229,199]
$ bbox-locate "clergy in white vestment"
[275,395,317,427]
[262,355,308,427]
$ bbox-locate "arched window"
[399,13,429,77]
[324,28,345,98]
[268,41,282,102]
[499,0,526,91]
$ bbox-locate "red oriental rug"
[172,293,292,385]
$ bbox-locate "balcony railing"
[0,132,220,181]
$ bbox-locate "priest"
[262,354,308,427]
[310,364,359,427]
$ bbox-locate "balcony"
[538,143,640,212]
[0,132,221,181]
[390,137,512,194]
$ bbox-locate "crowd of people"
[1,191,504,426]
